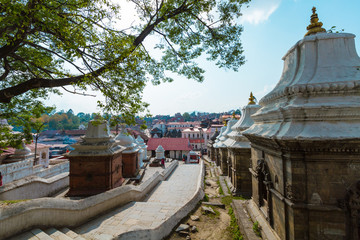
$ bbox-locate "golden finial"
[232,112,236,118]
[224,120,227,127]
[248,92,256,105]
[305,7,326,36]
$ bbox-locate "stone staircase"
[8,227,87,240]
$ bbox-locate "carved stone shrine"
[243,8,360,240]
[67,120,124,197]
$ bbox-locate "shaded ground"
[166,160,236,240]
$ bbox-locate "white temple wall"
[0,159,34,185]
[0,173,68,200]
[0,160,69,185]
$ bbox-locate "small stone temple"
[135,135,147,167]
[213,125,225,167]
[3,140,33,164]
[214,114,237,175]
[207,128,219,162]
[226,93,260,197]
[243,8,360,240]
[67,119,125,197]
[222,112,239,177]
[115,128,140,178]
[150,145,165,167]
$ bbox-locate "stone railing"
[0,161,178,239]
[0,159,34,185]
[0,172,68,200]
[0,159,69,185]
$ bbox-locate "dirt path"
[166,160,235,240]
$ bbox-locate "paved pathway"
[75,162,201,239]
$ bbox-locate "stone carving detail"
[345,180,360,240]
[260,81,357,105]
[286,183,299,201]
[255,159,264,179]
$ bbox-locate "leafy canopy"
[0,0,250,124]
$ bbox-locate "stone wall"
[0,161,178,239]
[0,159,69,185]
[0,159,34,185]
[0,173,68,200]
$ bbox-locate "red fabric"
[147,138,193,151]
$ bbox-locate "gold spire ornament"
[232,112,236,118]
[248,92,256,105]
[305,7,326,36]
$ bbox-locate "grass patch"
[221,195,233,206]
[224,179,231,194]
[1,199,27,205]
[253,221,262,237]
[228,207,243,240]
[203,193,209,202]
[216,180,224,195]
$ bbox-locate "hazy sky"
[46,0,360,115]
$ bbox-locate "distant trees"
[183,112,191,121]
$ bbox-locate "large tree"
[0,0,250,123]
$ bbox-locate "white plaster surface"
[227,103,261,148]
[244,32,360,140]
[0,160,69,185]
[215,118,237,148]
[115,128,139,154]
[155,145,165,159]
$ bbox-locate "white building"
[181,127,211,151]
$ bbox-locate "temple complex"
[135,135,148,167]
[115,127,140,178]
[214,114,238,175]
[67,120,125,197]
[207,128,219,162]
[226,93,260,197]
[213,124,226,167]
[3,6,360,240]
[243,8,360,240]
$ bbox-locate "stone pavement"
[75,161,202,240]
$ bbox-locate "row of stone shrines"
[66,120,147,197]
[207,10,360,240]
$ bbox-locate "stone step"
[202,201,226,209]
[44,228,73,240]
[59,227,87,240]
[210,168,216,177]
[219,176,230,196]
[9,228,55,240]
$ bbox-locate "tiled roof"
[147,138,193,151]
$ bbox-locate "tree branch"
[0,0,192,103]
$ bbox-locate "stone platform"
[5,160,204,240]
[75,161,204,239]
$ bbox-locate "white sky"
[45,0,360,115]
